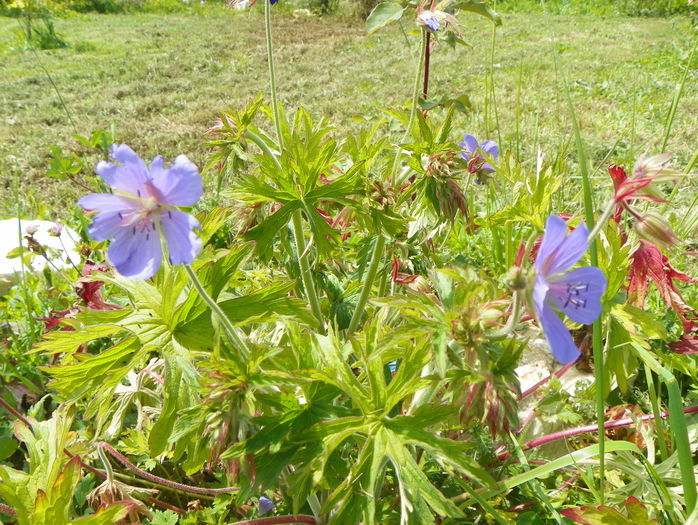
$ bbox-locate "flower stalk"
[291,210,325,331]
[264,0,283,149]
[347,234,386,335]
[185,264,251,360]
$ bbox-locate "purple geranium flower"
[533,215,606,364]
[78,144,203,280]
[458,134,498,178]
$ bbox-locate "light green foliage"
[0,408,129,525]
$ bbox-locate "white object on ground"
[0,218,81,295]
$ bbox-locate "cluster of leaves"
[1,2,697,524]
[0,93,694,524]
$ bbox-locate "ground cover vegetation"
[1,0,698,523]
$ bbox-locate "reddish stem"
[521,362,575,399]
[497,405,698,461]
[0,397,32,428]
[0,503,16,516]
[99,442,239,496]
[229,516,317,525]
[422,31,431,100]
[147,497,187,515]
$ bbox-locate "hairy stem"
[586,198,618,245]
[347,235,386,335]
[185,264,251,360]
[264,0,284,148]
[99,442,239,496]
[292,210,325,331]
[497,405,698,462]
[391,30,427,179]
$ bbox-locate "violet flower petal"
[160,209,202,265]
[108,225,162,280]
[536,301,580,364]
[481,140,499,161]
[461,134,479,155]
[151,155,203,207]
[536,215,588,278]
[481,162,496,173]
[78,193,140,213]
[97,144,149,196]
[547,266,606,325]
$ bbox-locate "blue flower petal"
[150,155,203,207]
[259,496,275,515]
[536,301,581,365]
[108,224,162,280]
[461,134,479,155]
[480,140,499,161]
[160,209,202,265]
[536,215,589,278]
[97,144,150,197]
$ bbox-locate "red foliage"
[627,241,697,334]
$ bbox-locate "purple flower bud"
[49,223,64,236]
[259,496,275,515]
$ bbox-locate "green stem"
[391,30,427,179]
[630,342,697,514]
[550,35,606,503]
[347,235,386,335]
[184,265,251,361]
[488,290,522,340]
[586,198,617,245]
[245,129,283,172]
[97,445,114,483]
[291,210,325,331]
[661,38,697,153]
[643,364,669,461]
[264,0,284,148]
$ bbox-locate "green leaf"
[244,201,300,259]
[150,361,187,455]
[448,0,502,25]
[32,324,126,356]
[366,2,405,35]
[43,336,145,402]
[386,434,464,520]
[70,503,132,525]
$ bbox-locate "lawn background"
[0,4,696,216]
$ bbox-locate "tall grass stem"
[550,35,606,504]
[660,39,697,153]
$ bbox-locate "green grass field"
[1,8,696,216]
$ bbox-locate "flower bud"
[503,266,527,291]
[633,212,681,249]
[632,152,680,182]
[416,10,441,31]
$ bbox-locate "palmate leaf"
[0,409,85,525]
[366,2,405,36]
[292,332,491,524]
[447,0,502,25]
